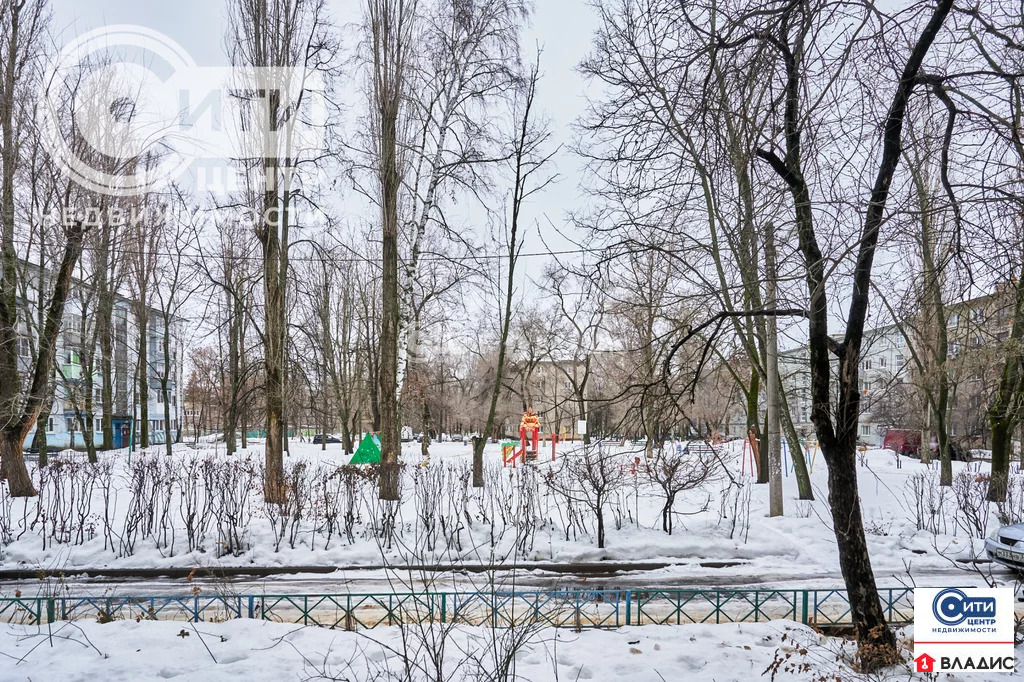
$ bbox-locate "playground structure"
[349,433,382,464]
[502,409,557,467]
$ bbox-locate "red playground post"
[551,433,557,461]
[520,409,541,462]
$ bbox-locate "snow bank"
[2,616,1014,681]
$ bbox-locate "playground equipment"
[741,434,816,477]
[741,430,760,477]
[520,409,540,462]
[502,410,557,467]
[349,433,381,464]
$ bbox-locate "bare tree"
[367,0,417,500]
[580,0,953,666]
[736,0,954,665]
[392,0,524,390]
[549,444,625,549]
[152,187,200,455]
[646,444,719,535]
[228,0,331,501]
[0,0,89,496]
[542,262,605,444]
[471,57,556,487]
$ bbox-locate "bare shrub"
[904,471,949,535]
[645,442,720,534]
[546,443,626,549]
[996,476,1024,526]
[952,470,991,541]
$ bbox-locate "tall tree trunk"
[282,345,290,456]
[378,110,401,499]
[780,384,813,500]
[987,262,1024,502]
[82,356,97,463]
[745,369,761,479]
[32,409,48,468]
[262,213,286,503]
[916,161,952,485]
[753,0,952,665]
[137,307,150,449]
[0,221,86,495]
[473,247,516,487]
[99,283,114,451]
[420,395,430,460]
[372,0,408,502]
[162,318,173,457]
[225,276,240,455]
[765,222,783,516]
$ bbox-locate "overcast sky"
[49,0,600,285]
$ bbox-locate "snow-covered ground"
[2,440,1023,680]
[0,617,1019,682]
[1,438,1021,592]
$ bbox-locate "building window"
[972,307,984,322]
[949,342,959,357]
[879,357,887,368]
[997,331,1009,341]
[972,335,983,348]
[861,424,872,436]
[947,313,959,328]
[863,360,872,370]
[896,353,904,365]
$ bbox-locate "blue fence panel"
[0,587,921,628]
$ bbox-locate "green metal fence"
[0,588,918,629]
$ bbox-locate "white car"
[986,523,1024,571]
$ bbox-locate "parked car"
[882,429,971,461]
[311,434,341,444]
[986,523,1024,572]
[883,429,922,457]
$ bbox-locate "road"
[0,560,1000,597]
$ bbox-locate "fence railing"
[0,587,917,629]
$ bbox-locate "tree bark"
[0,221,85,495]
[138,307,149,449]
[370,0,412,501]
[987,262,1024,501]
[765,222,783,516]
[162,317,173,457]
[261,200,287,503]
[98,277,115,451]
[780,381,813,500]
[752,0,952,666]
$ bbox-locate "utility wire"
[10,238,602,264]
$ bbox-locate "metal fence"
[0,585,917,626]
[0,587,917,629]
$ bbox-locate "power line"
[11,238,601,264]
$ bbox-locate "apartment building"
[779,288,1015,447]
[11,260,184,450]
